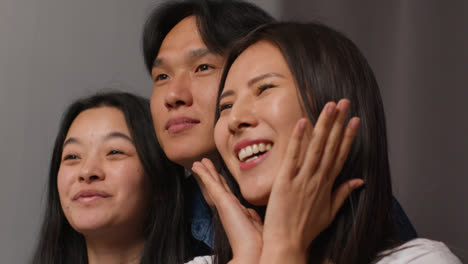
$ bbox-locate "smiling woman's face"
[215,41,305,206]
[57,106,148,237]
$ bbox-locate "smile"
[238,142,272,162]
[165,117,200,134]
[73,190,111,204]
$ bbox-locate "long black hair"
[32,92,187,264]
[142,0,275,75]
[214,22,401,264]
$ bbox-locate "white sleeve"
[185,255,214,264]
[376,238,462,264]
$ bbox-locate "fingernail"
[327,103,336,116]
[299,118,307,130]
[338,99,350,112]
[356,181,366,190]
[349,118,360,129]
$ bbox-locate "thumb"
[330,179,365,218]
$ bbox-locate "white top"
[185,255,213,264]
[184,238,461,264]
[376,238,461,264]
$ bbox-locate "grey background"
[281,0,468,259]
[0,0,465,263]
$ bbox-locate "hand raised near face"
[192,159,263,264]
[260,99,364,264]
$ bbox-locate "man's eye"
[154,74,169,81]
[219,103,232,112]
[195,64,213,72]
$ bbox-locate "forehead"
[226,41,291,86]
[156,16,207,61]
[67,107,129,137]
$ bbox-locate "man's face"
[150,16,224,169]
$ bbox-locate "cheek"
[150,94,166,134]
[198,77,220,108]
[57,166,72,198]
[111,162,147,197]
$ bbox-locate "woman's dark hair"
[32,92,187,264]
[214,22,401,264]
[142,0,275,75]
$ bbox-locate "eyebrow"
[247,72,285,86]
[63,137,80,148]
[104,132,134,143]
[219,90,235,101]
[152,48,213,68]
[62,132,133,148]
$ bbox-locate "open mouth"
[238,142,273,162]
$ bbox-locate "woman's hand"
[260,99,364,264]
[192,159,263,264]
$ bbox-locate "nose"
[78,156,105,184]
[164,73,193,109]
[227,97,257,133]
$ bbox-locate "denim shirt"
[189,174,215,249]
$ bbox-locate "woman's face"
[215,41,305,206]
[58,106,148,238]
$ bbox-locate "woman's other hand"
[192,158,263,264]
[260,99,364,264]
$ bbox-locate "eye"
[154,73,169,82]
[257,84,276,95]
[63,154,79,161]
[108,150,124,155]
[218,103,232,113]
[195,64,214,72]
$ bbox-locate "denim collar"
[188,172,214,248]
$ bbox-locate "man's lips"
[165,117,200,134]
[73,190,111,201]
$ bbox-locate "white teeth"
[245,146,253,157]
[245,155,258,163]
[239,148,246,161]
[252,144,259,154]
[259,143,265,152]
[237,143,273,162]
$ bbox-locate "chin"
[241,189,269,206]
[166,145,217,168]
[67,214,111,234]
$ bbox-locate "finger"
[330,178,365,218]
[315,99,351,183]
[201,158,234,194]
[192,161,225,201]
[330,117,360,178]
[299,102,337,178]
[201,158,221,182]
[218,171,235,195]
[277,118,309,181]
[247,208,264,234]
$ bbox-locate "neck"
[184,151,222,172]
[85,233,145,264]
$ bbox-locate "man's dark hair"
[142,0,275,75]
